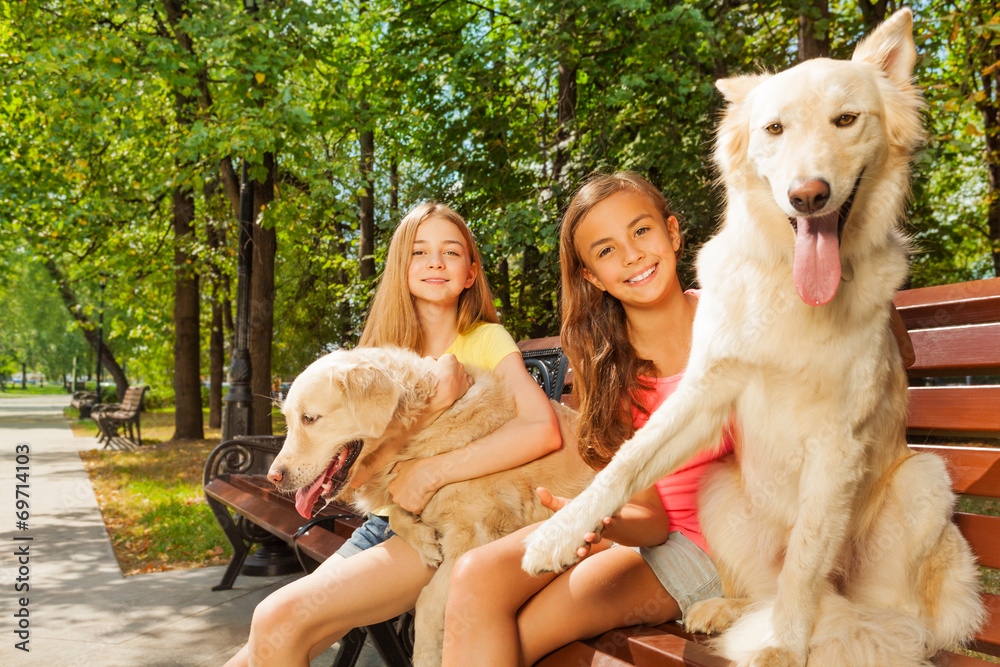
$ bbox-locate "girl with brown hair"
[442,172,734,666]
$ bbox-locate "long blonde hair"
[560,172,684,469]
[358,201,499,353]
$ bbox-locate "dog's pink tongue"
[793,212,842,306]
[294,476,326,519]
[294,449,347,518]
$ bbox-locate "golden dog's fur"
[268,345,593,666]
[522,10,983,666]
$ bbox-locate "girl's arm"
[538,484,671,556]
[389,351,562,513]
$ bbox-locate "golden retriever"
[267,345,593,666]
[522,10,983,666]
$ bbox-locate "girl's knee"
[249,587,314,650]
[451,545,511,599]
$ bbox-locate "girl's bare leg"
[518,545,680,666]
[224,535,434,667]
[443,523,604,667]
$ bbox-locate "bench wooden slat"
[906,387,1000,436]
[972,593,1000,658]
[537,641,637,666]
[517,336,562,352]
[908,324,1000,376]
[205,477,306,542]
[955,513,1000,570]
[908,445,1000,498]
[628,633,732,667]
[894,278,1000,329]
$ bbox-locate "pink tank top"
[632,372,734,554]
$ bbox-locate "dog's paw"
[414,542,443,569]
[685,597,752,635]
[521,505,597,575]
[744,647,805,667]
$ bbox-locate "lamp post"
[222,160,255,441]
[95,273,107,406]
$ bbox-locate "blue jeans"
[335,513,396,558]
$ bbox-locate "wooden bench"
[70,390,99,419]
[92,385,148,449]
[203,340,570,666]
[538,277,1000,667]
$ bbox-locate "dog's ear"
[715,73,768,106]
[335,361,402,437]
[714,74,768,180]
[851,8,916,87]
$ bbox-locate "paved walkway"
[0,394,380,666]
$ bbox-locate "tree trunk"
[43,259,129,398]
[797,0,830,61]
[977,30,1000,276]
[858,0,889,31]
[172,184,204,440]
[205,208,226,430]
[359,112,376,282]
[551,61,578,204]
[390,157,399,222]
[250,151,277,436]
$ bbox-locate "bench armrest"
[203,435,286,484]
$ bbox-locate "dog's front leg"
[522,362,745,575]
[412,558,455,667]
[389,506,442,568]
[762,425,865,666]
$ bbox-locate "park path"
[0,394,313,666]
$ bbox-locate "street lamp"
[222,160,255,441]
[95,273,107,405]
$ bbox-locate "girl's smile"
[574,191,681,308]
[407,217,477,307]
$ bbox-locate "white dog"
[522,10,983,666]
[267,346,593,666]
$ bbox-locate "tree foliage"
[1,0,995,428]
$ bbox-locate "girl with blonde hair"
[227,201,561,666]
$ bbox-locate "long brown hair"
[560,171,684,469]
[358,201,499,353]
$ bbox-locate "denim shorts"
[634,531,722,619]
[335,513,396,558]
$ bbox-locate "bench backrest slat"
[973,593,1000,659]
[894,277,1000,329]
[119,386,146,411]
[955,513,1000,570]
[906,387,1000,437]
[909,445,1000,497]
[907,323,1000,376]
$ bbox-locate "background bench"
[203,340,569,666]
[93,384,148,449]
[539,277,1000,667]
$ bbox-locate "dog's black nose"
[788,179,831,214]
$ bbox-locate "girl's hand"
[389,457,446,514]
[428,354,473,415]
[536,487,617,559]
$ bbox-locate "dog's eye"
[302,414,319,425]
[765,123,783,135]
[834,114,858,127]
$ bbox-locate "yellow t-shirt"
[373,322,519,517]
[444,322,520,371]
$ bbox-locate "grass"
[75,409,236,576]
[0,383,76,395]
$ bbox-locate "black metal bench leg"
[366,618,412,666]
[330,627,367,667]
[205,495,251,591]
